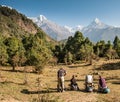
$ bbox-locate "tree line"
[53,31,120,64]
[0,31,120,71]
[0,31,52,72]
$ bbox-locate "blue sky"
[1,0,120,27]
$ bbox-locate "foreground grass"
[0,59,120,102]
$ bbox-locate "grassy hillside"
[0,59,120,102]
[0,5,56,43]
[0,5,57,72]
[0,6,37,37]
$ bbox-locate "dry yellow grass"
[0,59,120,102]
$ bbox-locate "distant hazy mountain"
[64,25,83,33]
[81,18,120,42]
[84,18,109,29]
[30,15,73,41]
[31,15,120,42]
[66,18,120,42]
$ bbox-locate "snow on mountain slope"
[64,25,83,33]
[30,15,73,41]
[30,16,120,42]
[82,18,109,32]
[81,18,119,42]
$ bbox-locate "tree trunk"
[12,65,15,71]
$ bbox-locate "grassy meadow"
[0,59,120,102]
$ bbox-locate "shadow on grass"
[96,61,120,71]
[0,68,37,74]
[68,64,91,68]
[21,88,81,95]
[21,87,101,95]
[112,81,120,85]
[0,80,25,85]
[21,88,58,94]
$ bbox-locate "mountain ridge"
[30,15,73,41]
[31,15,120,42]
[81,18,120,42]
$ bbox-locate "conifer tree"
[5,37,26,71]
[113,36,120,57]
[0,34,8,65]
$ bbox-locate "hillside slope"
[0,5,55,43]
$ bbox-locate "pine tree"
[5,37,26,71]
[0,34,8,65]
[113,36,120,57]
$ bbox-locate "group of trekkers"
[57,68,110,93]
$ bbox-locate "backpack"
[86,75,93,83]
[86,86,93,92]
[103,88,110,93]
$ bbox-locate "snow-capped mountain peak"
[30,15,73,41]
[91,18,103,26]
[94,18,101,24]
[38,15,47,22]
[30,15,120,42]
[86,18,109,29]
[29,15,48,27]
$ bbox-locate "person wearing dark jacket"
[57,68,66,92]
[70,75,79,90]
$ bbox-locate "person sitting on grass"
[70,75,79,91]
[85,74,94,92]
[98,75,110,93]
